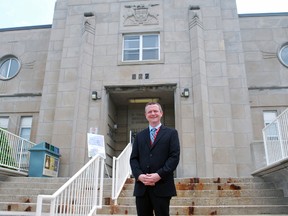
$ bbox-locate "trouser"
[135,188,171,216]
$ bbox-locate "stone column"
[189,8,213,176]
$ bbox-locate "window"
[19,117,32,141]
[123,34,160,61]
[263,111,277,126]
[0,55,21,80]
[263,111,278,140]
[0,117,9,129]
[278,43,288,67]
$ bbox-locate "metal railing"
[0,128,35,173]
[111,142,132,205]
[36,155,105,216]
[263,108,288,165]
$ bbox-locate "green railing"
[0,128,35,173]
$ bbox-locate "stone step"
[0,176,112,186]
[0,213,287,216]
[173,177,265,183]
[2,203,288,216]
[0,177,287,215]
[0,182,113,191]
[116,196,288,206]
[2,194,287,206]
[2,195,287,210]
[0,188,112,197]
[97,205,288,215]
[122,182,276,190]
[0,195,112,204]
[118,189,285,197]
[124,177,266,184]
[0,202,38,213]
[0,177,70,184]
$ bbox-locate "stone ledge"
[252,158,288,197]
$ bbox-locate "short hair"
[145,102,163,113]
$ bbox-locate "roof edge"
[239,12,288,18]
[0,24,52,32]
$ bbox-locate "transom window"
[263,111,278,141]
[19,116,32,141]
[0,117,9,129]
[278,43,288,67]
[123,34,160,61]
[0,55,21,80]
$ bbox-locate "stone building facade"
[0,0,287,178]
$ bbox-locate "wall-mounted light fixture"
[181,88,189,98]
[91,91,101,100]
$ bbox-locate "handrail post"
[17,139,24,171]
[276,119,285,159]
[98,157,105,207]
[262,129,270,165]
[36,195,43,216]
[112,156,116,200]
[50,198,56,216]
[115,157,119,205]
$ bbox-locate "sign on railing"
[262,108,288,165]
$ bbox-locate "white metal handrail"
[111,142,132,205]
[0,128,35,173]
[36,155,105,216]
[262,108,288,165]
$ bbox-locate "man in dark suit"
[130,102,180,216]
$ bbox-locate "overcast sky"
[0,0,288,29]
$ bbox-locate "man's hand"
[138,173,161,186]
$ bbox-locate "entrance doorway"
[105,84,176,157]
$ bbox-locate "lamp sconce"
[181,88,190,98]
[91,91,101,100]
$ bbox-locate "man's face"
[145,104,163,125]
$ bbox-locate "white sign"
[87,133,106,158]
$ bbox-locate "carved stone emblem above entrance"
[123,3,159,26]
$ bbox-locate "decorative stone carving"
[262,51,277,59]
[189,11,203,30]
[82,19,95,35]
[22,61,35,69]
[123,4,159,26]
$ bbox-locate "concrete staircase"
[0,176,70,215]
[0,176,288,215]
[98,177,288,215]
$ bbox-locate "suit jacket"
[130,125,180,197]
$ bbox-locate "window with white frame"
[278,43,288,67]
[0,55,21,80]
[123,34,160,61]
[19,117,32,141]
[0,117,9,129]
[263,111,278,140]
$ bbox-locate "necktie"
[150,128,157,144]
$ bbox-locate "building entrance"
[105,84,176,159]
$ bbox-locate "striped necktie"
[150,128,157,144]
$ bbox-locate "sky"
[0,0,288,29]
